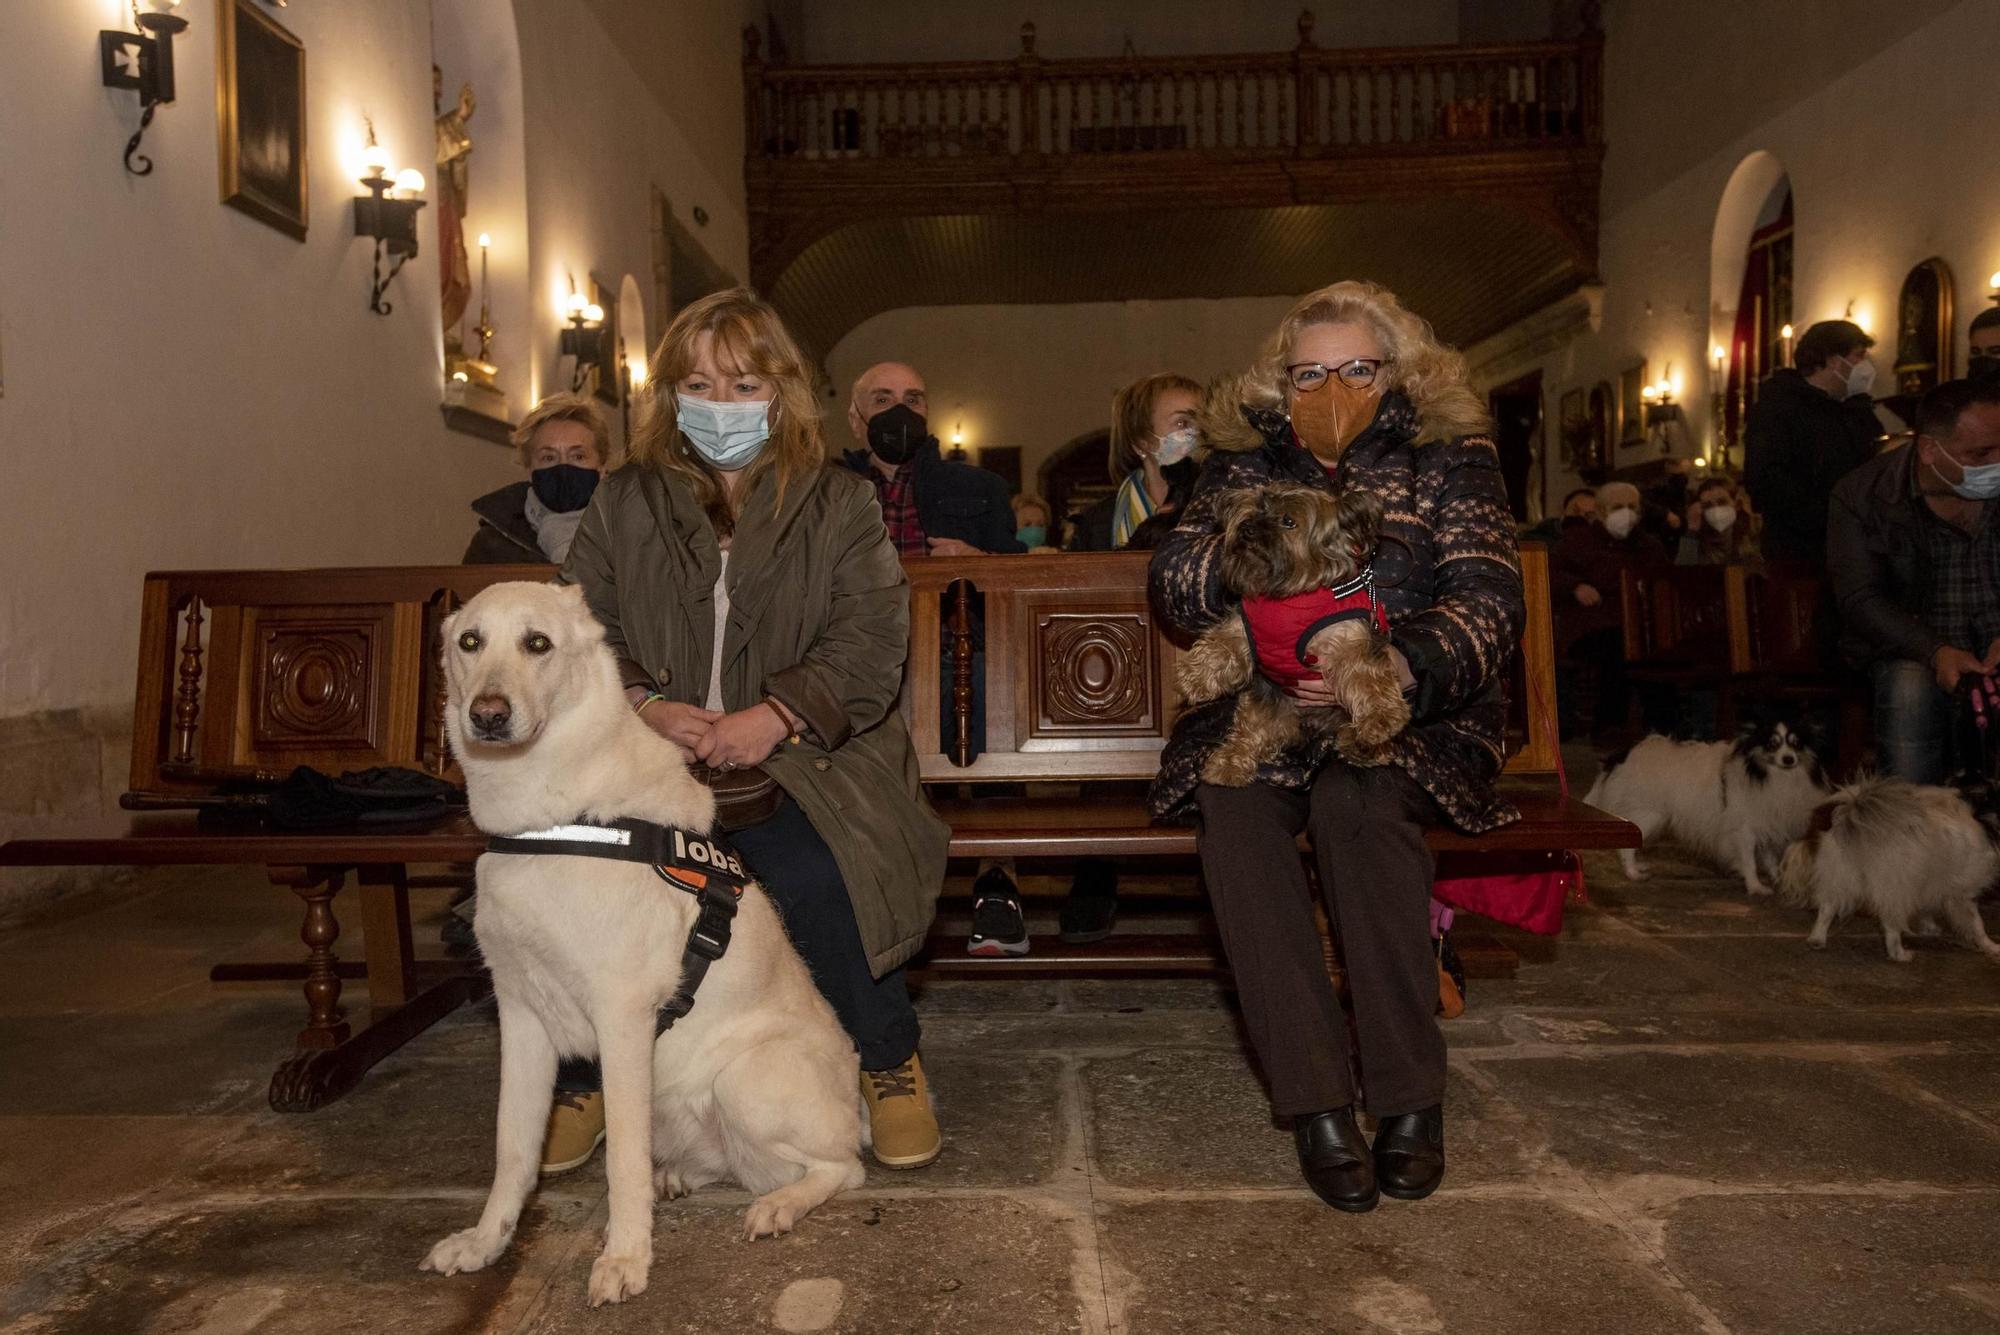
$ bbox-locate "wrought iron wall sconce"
[559,279,606,391]
[100,0,189,176]
[351,122,427,315]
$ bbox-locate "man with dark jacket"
[842,362,1024,557]
[1744,319,1883,563]
[1550,481,1672,740]
[1829,378,2000,782]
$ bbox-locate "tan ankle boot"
[860,1052,942,1169]
[540,1089,605,1174]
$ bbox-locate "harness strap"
[485,817,750,1035]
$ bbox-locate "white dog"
[420,582,864,1307]
[1777,774,2000,963]
[1584,717,1829,896]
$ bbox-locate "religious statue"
[435,66,476,358]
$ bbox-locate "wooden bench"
[1,547,1634,1110]
[906,543,1637,975]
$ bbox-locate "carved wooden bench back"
[126,565,551,800]
[125,545,1561,803]
[900,544,1562,782]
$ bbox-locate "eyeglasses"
[1286,358,1389,393]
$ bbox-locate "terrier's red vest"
[1239,570,1388,693]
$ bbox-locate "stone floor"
[2,837,1999,1333]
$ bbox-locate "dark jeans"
[1194,762,1446,1119]
[1872,658,1954,784]
[552,795,920,1095]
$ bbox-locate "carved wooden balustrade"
[743,9,1606,295]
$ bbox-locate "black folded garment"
[262,765,466,830]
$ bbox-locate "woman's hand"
[1574,583,1602,608]
[694,705,791,770]
[638,700,721,759]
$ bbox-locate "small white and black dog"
[1585,715,1830,895]
[1776,774,2000,963]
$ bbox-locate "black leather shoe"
[1292,1108,1378,1212]
[1372,1105,1445,1200]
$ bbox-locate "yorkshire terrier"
[1177,483,1410,786]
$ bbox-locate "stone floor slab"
[1479,1051,2000,1183]
[0,1194,592,1335]
[1666,1192,2000,1335]
[1103,1196,1708,1334]
[516,1197,1083,1333]
[1084,1049,1540,1190]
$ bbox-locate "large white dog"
[420,581,864,1307]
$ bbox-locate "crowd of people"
[449,284,2000,1217]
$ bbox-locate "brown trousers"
[1195,761,1446,1118]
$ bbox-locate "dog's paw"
[1745,879,1773,898]
[1806,933,1829,951]
[654,1167,693,1201]
[743,1195,800,1241]
[420,1227,509,1276]
[1622,864,1651,883]
[587,1250,652,1307]
[1201,752,1257,787]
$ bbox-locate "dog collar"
[486,817,749,1034]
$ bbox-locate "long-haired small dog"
[1584,714,1829,895]
[1176,483,1409,785]
[1777,774,2000,962]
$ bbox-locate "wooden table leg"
[262,861,488,1113]
[357,864,417,1008]
[274,865,350,1050]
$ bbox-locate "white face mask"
[1155,427,1198,468]
[1835,355,1876,399]
[1603,508,1638,540]
[1929,447,2000,501]
[676,395,771,470]
[1704,504,1738,533]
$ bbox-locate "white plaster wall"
[825,296,1295,481]
[0,0,750,728]
[1471,0,2000,505]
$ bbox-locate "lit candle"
[477,232,490,303]
[1780,323,1794,364]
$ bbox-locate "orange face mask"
[1291,380,1382,462]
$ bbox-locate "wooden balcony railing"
[745,11,1603,164]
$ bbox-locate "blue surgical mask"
[1932,448,2000,501]
[676,395,771,469]
[1155,427,1199,468]
[1016,524,1047,548]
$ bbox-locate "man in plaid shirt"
[843,362,1023,558]
[1831,378,2000,782]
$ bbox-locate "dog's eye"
[523,633,553,655]
[1279,515,1297,529]
[456,631,482,653]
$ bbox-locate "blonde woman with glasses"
[1149,281,1525,1213]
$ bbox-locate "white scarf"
[522,489,586,563]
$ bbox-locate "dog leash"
[485,819,748,1036]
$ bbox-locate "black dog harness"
[485,819,750,1036]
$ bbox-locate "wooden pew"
[2,547,1634,1110]
[904,543,1636,975]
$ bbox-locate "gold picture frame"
[218,0,308,241]
[1617,361,1647,445]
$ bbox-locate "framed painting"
[1617,361,1647,445]
[1557,388,1585,466]
[218,0,308,240]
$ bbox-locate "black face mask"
[866,403,932,466]
[1970,353,2000,384]
[530,464,600,514]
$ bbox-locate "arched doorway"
[1711,152,1792,465]
[1040,429,1111,546]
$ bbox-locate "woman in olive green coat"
[555,289,949,1171]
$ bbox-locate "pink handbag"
[1430,675,1588,936]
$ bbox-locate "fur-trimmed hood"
[1197,374,1492,457]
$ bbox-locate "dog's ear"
[1212,487,1263,541]
[1334,489,1383,554]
